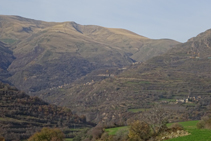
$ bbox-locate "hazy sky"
[0,0,211,42]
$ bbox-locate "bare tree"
[140,105,170,136]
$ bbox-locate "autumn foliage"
[197,116,211,129]
[128,120,151,141]
[28,127,64,141]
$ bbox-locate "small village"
[160,95,202,104]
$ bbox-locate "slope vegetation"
[0,41,15,82]
[0,82,93,141]
[44,29,211,124]
[0,15,179,93]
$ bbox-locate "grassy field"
[105,126,128,135]
[0,38,17,44]
[65,138,73,141]
[167,120,211,141]
[159,98,176,102]
[105,121,211,141]
[127,108,147,113]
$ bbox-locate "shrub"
[28,127,64,141]
[91,126,103,140]
[100,132,111,141]
[72,128,89,141]
[197,120,205,129]
[72,135,81,141]
[128,120,151,141]
[197,116,211,129]
[83,138,91,141]
[204,117,211,129]
[113,128,129,141]
[170,123,184,131]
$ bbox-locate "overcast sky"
[0,0,211,42]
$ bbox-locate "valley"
[0,15,211,140]
[38,28,211,125]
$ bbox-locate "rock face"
[0,15,179,94]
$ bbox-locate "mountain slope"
[42,29,211,124]
[0,41,15,82]
[0,15,179,93]
[0,82,93,141]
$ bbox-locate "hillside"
[0,82,93,141]
[0,41,15,82]
[0,15,179,94]
[104,121,211,141]
[41,28,211,124]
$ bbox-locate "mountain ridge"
[1,14,211,130]
[41,27,211,124]
[0,15,179,94]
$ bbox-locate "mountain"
[0,15,179,94]
[41,28,211,124]
[0,41,15,82]
[0,81,93,141]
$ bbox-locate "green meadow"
[105,120,211,141]
[167,120,211,141]
[105,126,128,135]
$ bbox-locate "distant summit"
[0,15,179,94]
